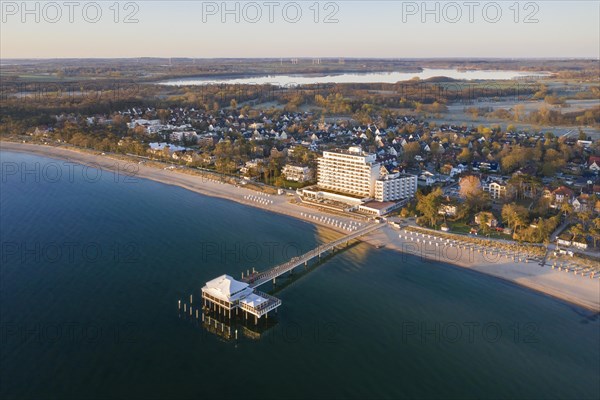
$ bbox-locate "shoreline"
[2,141,599,312]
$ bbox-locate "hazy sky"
[1,1,599,58]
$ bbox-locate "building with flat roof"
[358,200,404,216]
[312,147,418,211]
[318,147,380,198]
[375,173,418,202]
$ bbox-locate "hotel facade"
[304,147,417,211]
[317,147,380,198]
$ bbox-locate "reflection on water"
[178,304,278,342]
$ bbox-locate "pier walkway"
[243,222,385,288]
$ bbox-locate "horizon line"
[2,56,599,61]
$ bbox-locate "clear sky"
[1,1,599,59]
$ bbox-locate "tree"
[157,109,170,123]
[416,188,443,228]
[578,211,592,229]
[430,142,443,156]
[403,142,421,161]
[513,104,525,121]
[459,175,482,199]
[457,147,472,163]
[501,203,529,233]
[590,217,600,248]
[560,201,573,217]
[478,212,491,235]
[570,224,585,242]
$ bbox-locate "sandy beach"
[2,141,599,312]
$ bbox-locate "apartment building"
[282,164,313,182]
[375,173,418,202]
[486,181,507,199]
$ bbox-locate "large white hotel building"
[317,148,380,198]
[313,147,417,204]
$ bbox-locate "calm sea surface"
[1,151,598,399]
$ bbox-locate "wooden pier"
[197,222,384,329]
[242,222,385,288]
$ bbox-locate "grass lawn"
[447,221,472,234]
[444,220,512,240]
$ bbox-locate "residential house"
[551,186,575,208]
[588,155,600,171]
[438,204,458,217]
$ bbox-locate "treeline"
[467,104,600,127]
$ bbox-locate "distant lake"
[159,68,549,86]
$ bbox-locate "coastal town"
[2,3,600,395]
[22,104,600,258]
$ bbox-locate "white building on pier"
[201,274,281,324]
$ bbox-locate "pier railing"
[240,290,282,316]
[243,223,384,288]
